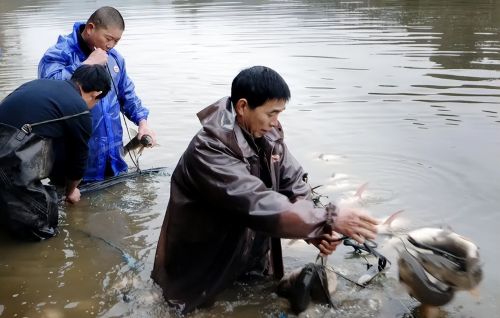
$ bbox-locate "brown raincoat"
[151,97,333,314]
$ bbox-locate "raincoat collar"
[69,22,88,60]
[197,97,284,159]
[76,23,92,57]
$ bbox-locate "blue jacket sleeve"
[38,38,83,80]
[116,57,149,124]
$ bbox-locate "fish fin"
[383,209,404,226]
[377,210,405,236]
[469,287,481,299]
[354,182,369,199]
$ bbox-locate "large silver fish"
[407,227,482,291]
[397,227,482,307]
[398,247,454,306]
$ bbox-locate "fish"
[377,209,406,235]
[288,182,372,246]
[334,182,369,210]
[417,252,482,290]
[334,182,406,235]
[397,246,455,306]
[123,129,154,156]
[288,182,404,246]
[396,227,482,311]
[406,227,482,291]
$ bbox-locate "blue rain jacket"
[38,22,149,182]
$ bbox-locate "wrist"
[325,203,337,233]
[138,119,147,127]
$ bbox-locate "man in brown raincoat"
[151,66,378,314]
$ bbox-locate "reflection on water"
[1,0,500,317]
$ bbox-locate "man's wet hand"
[83,48,108,65]
[332,207,379,244]
[311,232,343,256]
[65,188,81,204]
[138,120,157,146]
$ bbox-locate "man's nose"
[106,41,116,50]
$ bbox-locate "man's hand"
[332,207,379,244]
[65,179,82,204]
[65,187,81,204]
[83,48,108,65]
[310,232,344,256]
[138,119,157,146]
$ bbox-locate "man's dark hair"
[71,64,111,99]
[87,6,125,30]
[230,66,291,109]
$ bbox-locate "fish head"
[408,228,479,260]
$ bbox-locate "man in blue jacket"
[38,6,156,182]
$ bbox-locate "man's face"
[237,98,287,138]
[80,88,102,109]
[86,23,123,52]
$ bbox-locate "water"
[1,0,499,317]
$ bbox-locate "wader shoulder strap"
[21,110,90,134]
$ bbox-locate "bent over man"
[151,66,379,314]
[0,64,111,240]
[38,6,155,182]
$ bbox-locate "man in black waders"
[0,64,111,241]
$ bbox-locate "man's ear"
[92,90,103,99]
[84,22,96,36]
[234,98,248,116]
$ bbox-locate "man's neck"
[77,25,92,56]
[239,124,265,154]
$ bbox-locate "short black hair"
[230,66,291,109]
[71,64,111,100]
[87,6,125,30]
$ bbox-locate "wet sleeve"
[184,139,329,239]
[64,113,92,180]
[38,41,82,80]
[116,57,149,125]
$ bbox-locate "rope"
[21,110,90,134]
[104,62,141,172]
